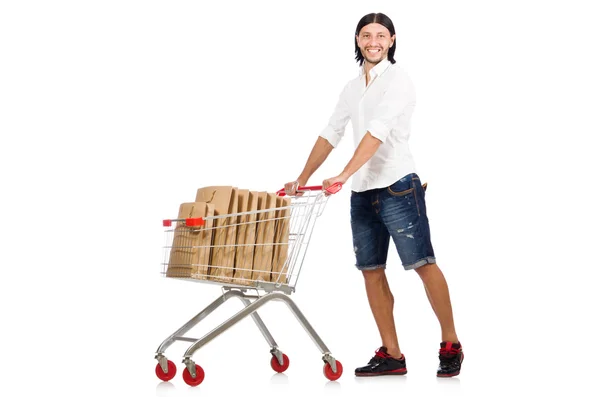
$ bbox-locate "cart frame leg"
[155,289,281,372]
[182,291,338,373]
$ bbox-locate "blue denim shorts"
[350,173,436,271]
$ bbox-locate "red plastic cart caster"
[270,353,290,373]
[183,364,205,386]
[155,360,176,381]
[323,360,343,381]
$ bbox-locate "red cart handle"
[276,183,342,197]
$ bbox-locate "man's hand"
[323,173,350,194]
[284,178,307,196]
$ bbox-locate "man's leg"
[352,190,408,376]
[355,266,407,376]
[414,263,458,343]
[362,268,402,358]
[381,174,463,376]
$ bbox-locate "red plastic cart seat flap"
[185,217,205,227]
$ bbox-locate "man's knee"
[362,267,386,282]
[414,263,439,279]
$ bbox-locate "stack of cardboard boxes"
[166,186,292,285]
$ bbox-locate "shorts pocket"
[387,185,414,197]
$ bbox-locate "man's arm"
[285,82,351,195]
[323,132,382,189]
[297,136,334,185]
[339,132,382,180]
[284,136,333,195]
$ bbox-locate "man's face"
[356,23,395,65]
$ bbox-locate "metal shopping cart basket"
[155,184,343,386]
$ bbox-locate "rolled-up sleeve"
[319,82,351,148]
[367,72,416,143]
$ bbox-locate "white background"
[1,0,599,396]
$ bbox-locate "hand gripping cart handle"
[155,184,344,386]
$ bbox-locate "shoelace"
[439,348,461,364]
[367,349,390,365]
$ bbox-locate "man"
[284,13,464,377]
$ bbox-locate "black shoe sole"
[437,371,460,378]
[355,369,408,377]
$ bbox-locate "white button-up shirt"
[320,59,418,192]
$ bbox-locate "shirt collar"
[359,59,392,78]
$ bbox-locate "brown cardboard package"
[249,192,267,282]
[271,196,291,284]
[252,192,277,282]
[195,186,238,283]
[235,191,259,285]
[233,189,249,284]
[166,202,214,279]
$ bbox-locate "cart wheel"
[323,360,343,381]
[182,364,205,387]
[155,360,176,381]
[270,353,290,373]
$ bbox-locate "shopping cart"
[155,183,343,386]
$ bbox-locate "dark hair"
[354,13,396,65]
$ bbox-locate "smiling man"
[284,13,464,378]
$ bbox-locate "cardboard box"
[271,196,291,284]
[166,202,214,279]
[252,192,277,282]
[196,186,238,283]
[234,191,259,285]
[232,189,249,284]
[248,192,267,282]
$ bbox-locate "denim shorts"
[350,173,436,271]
